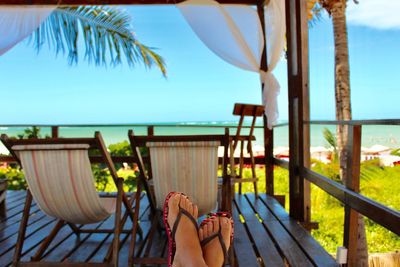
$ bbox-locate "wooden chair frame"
[232,103,264,197]
[127,128,233,266]
[0,132,141,267]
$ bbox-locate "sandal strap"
[171,208,198,241]
[200,223,228,265]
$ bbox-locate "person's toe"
[207,221,213,236]
[167,193,181,226]
[193,204,198,219]
[187,198,193,215]
[220,217,232,249]
[213,216,220,233]
[199,228,204,241]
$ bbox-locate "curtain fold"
[0,6,55,56]
[178,0,285,128]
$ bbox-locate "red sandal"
[163,192,199,267]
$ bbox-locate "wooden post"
[257,0,274,196]
[0,179,7,218]
[51,126,59,138]
[343,125,362,266]
[285,0,311,222]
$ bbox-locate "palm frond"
[32,6,166,76]
[323,128,337,151]
[308,1,325,27]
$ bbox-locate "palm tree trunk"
[330,1,368,266]
[331,0,351,179]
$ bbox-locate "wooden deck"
[0,191,337,267]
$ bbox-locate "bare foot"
[167,193,207,267]
[199,216,232,267]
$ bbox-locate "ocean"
[0,122,399,151]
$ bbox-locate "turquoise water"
[0,123,399,148]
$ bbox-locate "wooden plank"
[256,194,336,265]
[66,216,116,262]
[245,194,278,222]
[235,194,284,266]
[0,215,54,257]
[280,220,337,267]
[0,208,46,243]
[0,217,58,266]
[258,195,290,221]
[42,229,101,262]
[249,195,313,267]
[0,202,39,230]
[231,198,260,266]
[232,103,264,117]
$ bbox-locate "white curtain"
[0,6,55,56]
[178,0,285,128]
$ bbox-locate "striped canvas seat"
[13,144,114,224]
[147,141,220,216]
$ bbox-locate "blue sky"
[0,1,399,125]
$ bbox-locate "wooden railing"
[271,119,400,265]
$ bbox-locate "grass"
[238,163,400,253]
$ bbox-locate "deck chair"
[0,132,140,267]
[232,103,264,197]
[127,128,233,266]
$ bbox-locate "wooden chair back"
[0,132,121,224]
[129,128,232,215]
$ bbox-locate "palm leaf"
[323,128,337,151]
[32,6,166,76]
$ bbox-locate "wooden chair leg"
[104,191,143,263]
[31,220,65,261]
[67,222,80,238]
[13,190,33,266]
[248,145,258,197]
[239,140,244,194]
[128,180,142,266]
[111,178,123,266]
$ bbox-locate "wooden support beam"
[343,125,362,266]
[51,126,59,138]
[257,0,274,196]
[285,0,310,222]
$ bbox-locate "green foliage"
[0,166,27,190]
[323,127,338,162]
[34,6,166,76]
[108,141,132,156]
[390,148,400,156]
[15,126,48,139]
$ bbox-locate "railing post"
[285,0,310,222]
[343,125,362,266]
[51,126,59,138]
[256,0,274,196]
[265,126,274,195]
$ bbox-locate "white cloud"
[347,0,400,30]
